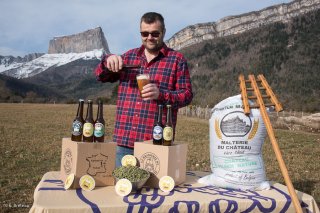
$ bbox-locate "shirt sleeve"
[94,54,120,83]
[157,57,193,109]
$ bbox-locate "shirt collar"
[137,43,169,57]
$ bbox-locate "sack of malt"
[198,95,270,190]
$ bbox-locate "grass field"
[0,103,319,212]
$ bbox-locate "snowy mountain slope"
[0,49,104,79]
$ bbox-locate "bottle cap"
[121,155,137,166]
[159,176,175,192]
[64,173,75,190]
[79,174,95,191]
[115,178,132,196]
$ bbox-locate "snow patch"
[0,49,104,78]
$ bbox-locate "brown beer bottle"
[163,104,173,146]
[71,99,84,142]
[94,100,105,142]
[83,100,94,142]
[153,104,163,145]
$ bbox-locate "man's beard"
[144,41,163,53]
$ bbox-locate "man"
[95,12,193,167]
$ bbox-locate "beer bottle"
[83,100,94,142]
[94,100,105,142]
[163,104,173,146]
[71,99,84,142]
[153,104,163,145]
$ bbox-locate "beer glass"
[136,74,150,97]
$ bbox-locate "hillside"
[181,9,320,112]
[0,58,117,103]
[167,0,320,50]
[0,74,65,102]
[24,59,117,103]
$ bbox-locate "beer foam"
[136,74,149,80]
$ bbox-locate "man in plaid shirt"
[95,12,193,167]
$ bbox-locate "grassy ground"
[0,103,319,212]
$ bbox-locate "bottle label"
[153,125,163,140]
[83,123,94,137]
[163,127,173,141]
[94,123,105,137]
[72,120,83,136]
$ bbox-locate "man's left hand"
[141,83,160,100]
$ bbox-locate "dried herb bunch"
[112,166,150,182]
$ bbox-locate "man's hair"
[140,12,165,30]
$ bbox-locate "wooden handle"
[239,74,251,115]
[258,74,283,112]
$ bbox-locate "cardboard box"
[134,140,187,188]
[60,138,116,188]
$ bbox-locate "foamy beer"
[136,74,150,97]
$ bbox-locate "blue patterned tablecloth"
[29,171,319,213]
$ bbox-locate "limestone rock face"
[166,0,320,50]
[48,27,109,54]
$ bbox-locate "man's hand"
[141,83,160,100]
[104,55,123,72]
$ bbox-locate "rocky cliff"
[166,0,320,50]
[48,27,109,54]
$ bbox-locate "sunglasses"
[140,31,161,38]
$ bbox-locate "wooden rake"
[239,74,303,213]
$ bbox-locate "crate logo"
[86,153,109,176]
[139,152,160,175]
[63,148,73,175]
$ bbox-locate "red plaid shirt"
[95,44,193,148]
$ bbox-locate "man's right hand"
[104,55,123,72]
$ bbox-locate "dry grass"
[0,103,319,212]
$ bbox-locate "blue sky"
[0,0,291,57]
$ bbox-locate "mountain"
[0,57,116,103]
[0,27,109,79]
[0,56,116,103]
[24,58,116,102]
[0,50,104,79]
[0,27,115,103]
[0,53,44,65]
[48,27,109,54]
[166,0,320,50]
[0,1,319,112]
[181,8,320,112]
